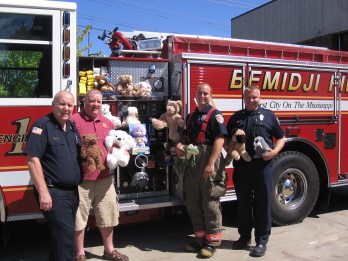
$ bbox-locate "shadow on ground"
[0,187,347,260]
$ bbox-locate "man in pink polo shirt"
[70,89,129,261]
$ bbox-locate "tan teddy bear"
[224,128,251,166]
[94,74,115,92]
[151,100,185,141]
[117,75,144,97]
[81,134,105,172]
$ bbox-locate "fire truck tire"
[271,151,319,226]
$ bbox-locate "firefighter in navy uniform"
[226,85,285,257]
[24,91,83,261]
[176,83,227,258]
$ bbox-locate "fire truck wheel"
[271,151,319,226]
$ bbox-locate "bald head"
[52,91,75,127]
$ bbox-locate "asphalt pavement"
[1,186,348,261]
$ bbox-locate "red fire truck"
[2,0,348,246]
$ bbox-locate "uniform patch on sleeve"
[215,114,224,124]
[32,127,43,135]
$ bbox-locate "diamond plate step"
[119,195,181,212]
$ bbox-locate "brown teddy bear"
[81,134,105,172]
[94,74,115,92]
[151,100,185,141]
[224,128,251,166]
[117,75,144,97]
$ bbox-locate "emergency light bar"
[63,11,70,78]
[118,50,161,55]
[137,39,162,50]
[114,49,162,59]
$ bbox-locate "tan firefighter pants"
[184,144,226,247]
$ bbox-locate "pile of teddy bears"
[93,73,153,98]
[116,75,152,98]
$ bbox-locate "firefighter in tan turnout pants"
[176,83,227,258]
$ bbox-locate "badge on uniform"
[32,127,43,135]
[259,114,264,121]
[215,114,224,124]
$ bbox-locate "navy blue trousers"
[233,159,273,246]
[34,186,79,261]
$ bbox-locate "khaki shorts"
[75,176,119,231]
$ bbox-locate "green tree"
[77,25,102,56]
[0,23,42,98]
[0,50,41,97]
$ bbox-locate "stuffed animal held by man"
[174,144,199,173]
[105,130,135,169]
[253,136,270,158]
[81,134,105,172]
[225,128,251,166]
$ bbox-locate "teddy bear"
[122,106,140,127]
[135,81,152,98]
[131,124,148,147]
[105,130,135,170]
[224,128,251,166]
[101,103,122,129]
[253,136,270,158]
[80,134,105,172]
[94,74,115,92]
[151,100,185,141]
[117,75,144,97]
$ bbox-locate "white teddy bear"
[122,106,141,127]
[135,81,152,98]
[105,130,135,169]
[101,103,122,129]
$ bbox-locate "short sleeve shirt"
[23,113,83,187]
[184,104,227,146]
[70,109,114,180]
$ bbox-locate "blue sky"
[58,0,271,56]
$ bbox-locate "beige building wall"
[232,0,348,51]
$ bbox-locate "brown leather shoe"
[76,255,86,261]
[103,249,129,261]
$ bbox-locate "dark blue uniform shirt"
[24,113,83,187]
[226,107,285,158]
[184,105,227,145]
